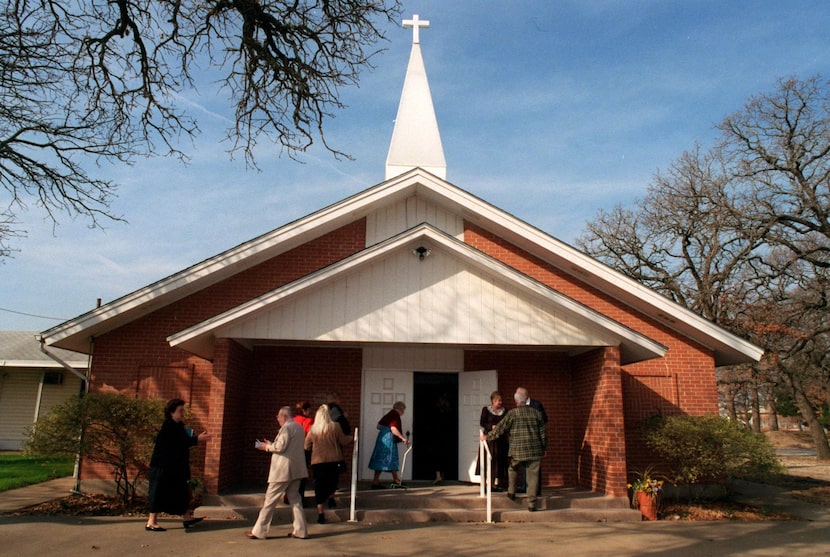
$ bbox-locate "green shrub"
[644,414,783,498]
[24,393,164,506]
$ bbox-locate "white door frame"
[359,366,497,483]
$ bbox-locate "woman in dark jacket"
[145,398,210,531]
[477,390,508,490]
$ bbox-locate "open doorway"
[413,372,458,481]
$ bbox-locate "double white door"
[360,369,497,482]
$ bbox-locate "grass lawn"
[0,454,74,492]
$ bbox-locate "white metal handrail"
[349,427,359,522]
[478,438,494,523]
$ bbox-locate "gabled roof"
[167,223,668,363]
[41,168,762,365]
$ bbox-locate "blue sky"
[3,0,829,332]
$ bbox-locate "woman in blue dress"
[368,401,409,488]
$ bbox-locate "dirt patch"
[790,486,830,506]
[765,430,815,450]
[5,493,148,517]
[659,501,796,521]
[766,430,830,507]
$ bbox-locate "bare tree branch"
[0,0,401,256]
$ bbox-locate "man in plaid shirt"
[481,389,546,511]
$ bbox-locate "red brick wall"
[82,221,366,488]
[571,347,627,497]
[208,338,251,493]
[464,222,719,494]
[242,346,363,486]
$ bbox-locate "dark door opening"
[413,372,459,481]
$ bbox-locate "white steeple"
[385,14,447,180]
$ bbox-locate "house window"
[42,372,64,385]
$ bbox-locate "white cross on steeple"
[403,14,429,44]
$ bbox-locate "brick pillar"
[573,346,628,497]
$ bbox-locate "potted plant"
[627,467,664,521]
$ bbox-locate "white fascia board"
[0,360,87,369]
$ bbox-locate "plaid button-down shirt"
[486,404,546,461]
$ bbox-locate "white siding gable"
[366,193,463,246]
[219,246,617,348]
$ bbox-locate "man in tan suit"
[246,406,309,540]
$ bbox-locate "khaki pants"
[251,478,308,539]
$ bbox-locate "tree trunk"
[725,384,739,422]
[750,378,762,433]
[788,373,830,460]
[767,401,780,432]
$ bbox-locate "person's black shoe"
[317,513,326,524]
[145,524,166,531]
[183,517,204,528]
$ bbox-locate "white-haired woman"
[304,404,353,524]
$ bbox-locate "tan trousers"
[251,478,308,539]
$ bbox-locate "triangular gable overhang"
[167,223,667,364]
[39,169,454,353]
[42,167,762,365]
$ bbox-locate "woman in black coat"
[145,398,210,531]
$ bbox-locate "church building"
[40,15,762,498]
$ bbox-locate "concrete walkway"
[2,511,829,557]
[1,477,830,557]
[0,476,76,513]
[2,476,829,522]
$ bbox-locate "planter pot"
[636,491,658,521]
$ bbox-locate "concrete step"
[199,482,642,524]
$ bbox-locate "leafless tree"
[748,264,830,458]
[0,0,401,256]
[577,76,830,458]
[719,76,830,455]
[720,76,830,269]
[576,144,770,325]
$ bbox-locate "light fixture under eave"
[412,246,431,260]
